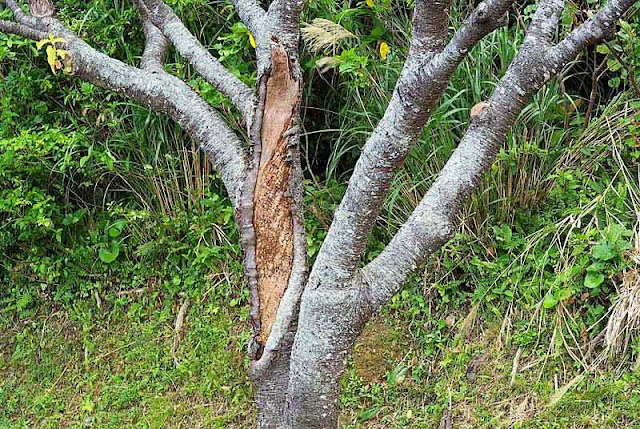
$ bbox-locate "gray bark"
[307,0,513,294]
[0,0,637,427]
[365,0,637,308]
[138,0,256,122]
[0,18,45,39]
[286,0,637,426]
[140,20,169,71]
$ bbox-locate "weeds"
[2,0,640,427]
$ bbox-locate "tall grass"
[299,0,618,245]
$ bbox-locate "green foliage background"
[1,0,640,427]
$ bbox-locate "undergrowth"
[2,0,640,427]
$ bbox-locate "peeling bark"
[254,45,300,345]
[1,0,637,427]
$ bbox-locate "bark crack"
[254,44,299,345]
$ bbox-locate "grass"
[3,284,640,428]
[1,292,253,428]
[2,0,640,427]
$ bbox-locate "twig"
[584,52,609,129]
[94,290,102,310]
[171,298,190,366]
[48,364,70,392]
[438,409,452,429]
[604,40,640,96]
[510,347,522,387]
[92,341,137,363]
[115,287,147,297]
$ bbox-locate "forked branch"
[363,0,638,309]
[137,0,256,123]
[132,0,169,71]
[4,0,38,26]
[308,0,513,290]
[0,3,248,203]
[140,21,169,71]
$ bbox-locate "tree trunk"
[243,39,308,429]
[285,286,370,428]
[252,332,295,428]
[251,281,370,429]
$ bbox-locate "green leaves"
[543,293,558,309]
[595,18,640,89]
[582,225,633,290]
[98,241,120,264]
[108,220,126,238]
[539,223,632,310]
[62,209,87,226]
[543,287,576,309]
[97,220,128,264]
[387,365,408,385]
[584,265,605,289]
[592,242,616,261]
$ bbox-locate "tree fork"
[0,0,637,427]
[242,39,307,428]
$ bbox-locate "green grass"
[2,0,640,427]
[3,285,640,428]
[1,292,253,428]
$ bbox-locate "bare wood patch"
[254,45,299,344]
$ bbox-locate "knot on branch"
[471,0,511,32]
[30,0,55,18]
[475,2,490,20]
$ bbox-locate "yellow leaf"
[49,37,66,45]
[365,0,374,7]
[46,45,58,73]
[249,33,256,49]
[36,35,66,51]
[379,41,389,60]
[36,38,49,50]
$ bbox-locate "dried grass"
[301,18,356,53]
[605,269,640,354]
[315,56,341,73]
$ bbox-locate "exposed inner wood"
[254,45,299,345]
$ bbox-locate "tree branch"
[232,0,266,37]
[138,0,256,123]
[14,17,248,204]
[140,21,169,71]
[307,0,512,291]
[131,0,170,71]
[362,0,638,309]
[3,0,39,27]
[410,0,451,58]
[0,18,45,39]
[527,0,564,42]
[550,0,637,66]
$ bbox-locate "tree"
[0,0,636,426]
